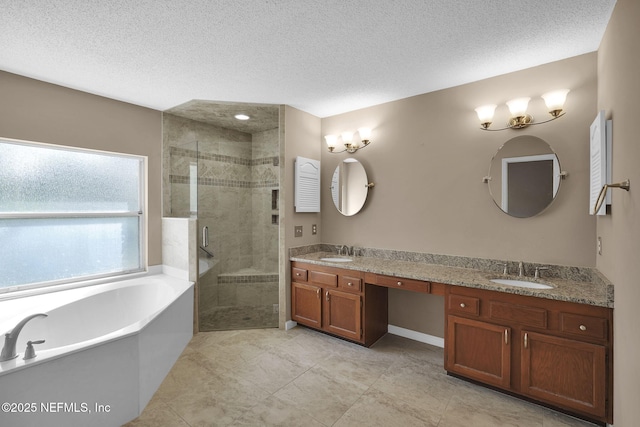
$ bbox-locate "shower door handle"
[202,226,209,247]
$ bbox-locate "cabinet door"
[324,289,362,342]
[446,315,511,388]
[521,331,606,419]
[291,282,322,328]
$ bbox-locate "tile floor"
[124,327,598,427]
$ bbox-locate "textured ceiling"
[1,1,617,119]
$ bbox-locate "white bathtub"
[0,273,194,427]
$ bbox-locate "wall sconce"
[475,89,569,131]
[325,127,372,154]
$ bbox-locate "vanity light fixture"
[325,127,372,154]
[234,114,250,120]
[475,89,569,131]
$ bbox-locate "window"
[0,138,145,292]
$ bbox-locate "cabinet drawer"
[448,294,480,316]
[310,270,338,287]
[489,301,547,329]
[560,313,608,341]
[339,274,362,293]
[375,274,430,293]
[292,267,308,282]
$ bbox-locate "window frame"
[0,137,147,296]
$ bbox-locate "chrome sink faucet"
[0,313,48,362]
[518,261,524,277]
[336,245,353,256]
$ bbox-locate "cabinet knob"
[296,273,300,276]
[397,281,403,286]
[460,303,466,308]
[347,282,353,286]
[579,325,587,331]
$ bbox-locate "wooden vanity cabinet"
[446,315,511,389]
[291,262,387,346]
[444,286,613,424]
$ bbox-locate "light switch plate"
[312,224,317,235]
[295,226,303,237]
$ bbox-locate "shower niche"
[163,101,282,331]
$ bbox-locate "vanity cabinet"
[445,286,613,424]
[446,315,511,388]
[291,262,387,346]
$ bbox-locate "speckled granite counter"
[290,247,614,308]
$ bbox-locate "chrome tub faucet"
[0,313,48,362]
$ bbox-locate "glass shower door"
[195,125,280,331]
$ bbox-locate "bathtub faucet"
[0,313,48,362]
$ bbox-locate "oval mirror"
[330,159,370,216]
[487,135,562,218]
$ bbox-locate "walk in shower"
[163,101,281,330]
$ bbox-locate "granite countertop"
[290,251,614,308]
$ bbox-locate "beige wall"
[283,106,322,322]
[0,71,163,266]
[321,53,598,336]
[597,0,640,424]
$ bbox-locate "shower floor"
[199,268,279,331]
[199,305,278,331]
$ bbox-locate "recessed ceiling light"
[235,114,250,120]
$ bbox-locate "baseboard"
[285,320,297,331]
[387,324,445,348]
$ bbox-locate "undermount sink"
[320,257,353,263]
[490,278,553,289]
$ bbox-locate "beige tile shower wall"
[320,53,598,337]
[596,0,640,424]
[0,71,163,266]
[252,128,280,272]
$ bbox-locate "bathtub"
[0,273,194,427]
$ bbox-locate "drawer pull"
[579,324,587,331]
[296,273,301,276]
[460,303,466,308]
[504,329,508,345]
[524,333,528,349]
[397,281,403,286]
[347,282,353,287]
